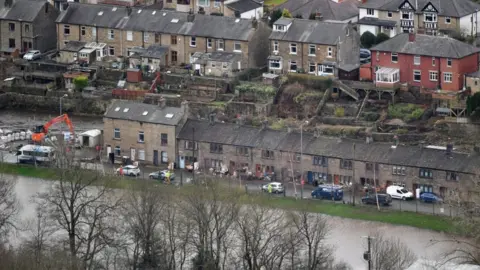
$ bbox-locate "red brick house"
[362,33,480,91]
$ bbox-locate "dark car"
[361,194,392,206]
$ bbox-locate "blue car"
[420,192,443,203]
[311,185,343,201]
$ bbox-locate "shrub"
[396,128,409,134]
[375,32,390,44]
[73,76,88,91]
[388,104,425,122]
[269,9,283,27]
[363,112,380,122]
[269,119,285,130]
[236,82,276,99]
[408,108,425,121]
[360,31,376,49]
[282,9,292,18]
[293,91,324,103]
[334,107,345,117]
[287,73,332,90]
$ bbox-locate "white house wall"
[241,7,263,19]
[359,8,378,19]
[359,24,378,36]
[460,11,480,36]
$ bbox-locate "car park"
[261,182,284,193]
[116,165,141,177]
[419,192,443,203]
[311,185,343,201]
[361,194,392,206]
[149,170,176,181]
[23,50,42,61]
[386,185,414,200]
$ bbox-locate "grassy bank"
[0,163,454,233]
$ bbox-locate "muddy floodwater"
[8,175,463,270]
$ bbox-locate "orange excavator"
[32,114,75,143]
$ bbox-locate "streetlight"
[59,94,68,116]
[300,120,309,199]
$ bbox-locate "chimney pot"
[187,12,195,22]
[408,32,416,42]
[126,6,132,16]
[315,12,323,21]
[158,96,166,109]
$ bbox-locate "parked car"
[116,165,141,177]
[419,192,443,203]
[360,48,371,63]
[149,170,176,181]
[23,50,41,61]
[361,194,392,206]
[311,185,343,201]
[386,185,414,200]
[261,182,284,193]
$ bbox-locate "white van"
[386,185,414,200]
[16,144,55,164]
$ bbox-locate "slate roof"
[370,33,480,59]
[277,0,359,21]
[0,0,46,22]
[62,41,86,52]
[139,44,169,59]
[359,0,480,18]
[270,19,350,45]
[57,3,257,41]
[226,0,262,13]
[177,119,480,174]
[104,100,184,126]
[357,17,396,27]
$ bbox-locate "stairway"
[355,94,369,120]
[334,80,359,101]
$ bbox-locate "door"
[161,151,168,164]
[106,145,112,157]
[130,148,136,161]
[179,156,185,169]
[237,61,241,70]
[307,171,313,184]
[153,150,159,166]
[255,164,262,178]
[334,175,340,185]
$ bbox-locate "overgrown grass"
[265,0,287,6]
[388,103,425,122]
[0,163,454,233]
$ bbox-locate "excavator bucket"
[31,132,45,142]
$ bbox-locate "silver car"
[261,182,284,193]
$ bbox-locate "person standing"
[165,170,171,184]
[268,183,272,194]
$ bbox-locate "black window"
[262,150,274,159]
[392,166,406,175]
[81,26,86,36]
[8,39,15,48]
[446,171,459,181]
[185,141,197,150]
[419,168,433,179]
[114,128,120,139]
[340,159,353,170]
[63,25,70,35]
[9,23,15,31]
[161,133,168,146]
[210,143,223,154]
[313,156,328,166]
[236,147,249,156]
[138,131,144,143]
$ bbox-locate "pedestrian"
[119,166,123,176]
[165,170,171,184]
[268,183,272,194]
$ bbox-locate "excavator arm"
[32,114,75,143]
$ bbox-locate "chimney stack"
[187,9,195,22]
[262,120,268,129]
[234,10,241,18]
[408,32,415,42]
[4,0,12,8]
[126,6,132,16]
[252,17,258,29]
[315,11,323,21]
[446,140,453,156]
[158,96,166,109]
[198,7,205,15]
[181,100,189,117]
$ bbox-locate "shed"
[58,41,86,64]
[78,47,96,64]
[192,51,242,77]
[78,129,102,148]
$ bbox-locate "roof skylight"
[142,111,149,116]
[152,11,156,15]
[165,113,174,118]
[98,11,104,16]
[112,7,117,11]
[137,9,142,13]
[123,108,129,112]
[171,18,179,23]
[114,107,120,111]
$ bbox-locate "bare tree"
[0,175,19,242]
[369,232,416,270]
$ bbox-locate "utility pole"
[352,143,356,206]
[362,236,373,270]
[192,127,195,184]
[300,124,303,199]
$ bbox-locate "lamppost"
[59,94,68,116]
[300,120,309,199]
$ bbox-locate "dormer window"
[274,24,286,32]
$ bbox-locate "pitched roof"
[104,100,184,126]
[358,17,396,27]
[0,0,46,22]
[277,0,359,21]
[370,33,480,59]
[177,119,480,174]
[226,0,262,13]
[360,0,480,18]
[269,19,350,45]
[62,41,86,52]
[57,3,257,41]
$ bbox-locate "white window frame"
[391,53,398,63]
[207,38,212,48]
[429,71,438,81]
[138,131,145,143]
[327,47,332,58]
[432,57,435,66]
[318,64,334,75]
[289,60,297,72]
[234,42,241,52]
[402,11,413,20]
[269,59,281,70]
[217,39,224,51]
[447,58,452,67]
[144,32,149,43]
[114,146,121,155]
[108,29,114,40]
[63,25,70,35]
[290,43,297,55]
[190,36,196,47]
[273,41,279,52]
[445,17,451,24]
[108,46,115,56]
[413,55,420,65]
[413,70,421,82]
[424,12,437,22]
[308,62,316,74]
[366,9,374,16]
[444,72,452,83]
[114,128,120,139]
[308,44,315,56]
[126,31,133,41]
[138,149,145,161]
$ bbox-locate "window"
[444,72,452,83]
[402,11,413,20]
[234,42,241,52]
[312,156,328,166]
[171,51,177,62]
[25,24,30,33]
[210,61,216,68]
[419,168,433,178]
[387,11,392,17]
[340,159,353,170]
[309,62,316,73]
[80,26,85,36]
[413,70,421,82]
[8,39,15,48]
[161,133,168,146]
[391,53,398,62]
[109,46,115,56]
[429,71,438,81]
[274,24,285,31]
[446,171,459,181]
[185,141,197,150]
[222,62,228,69]
[376,51,379,61]
[138,149,145,161]
[290,43,297,54]
[236,147,249,156]
[414,55,420,65]
[262,150,274,159]
[424,13,437,22]
[309,44,315,55]
[155,33,160,43]
[198,0,209,6]
[190,36,196,47]
[273,41,279,52]
[114,146,121,156]
[108,29,114,40]
[214,0,221,7]
[63,24,70,35]
[445,17,451,24]
[171,35,177,45]
[138,131,144,143]
[207,38,212,48]
[447,58,452,67]
[392,166,406,175]
[217,39,224,50]
[366,9,374,15]
[269,60,281,69]
[114,128,120,139]
[210,143,223,154]
[289,61,297,72]
[126,31,133,41]
[318,64,334,74]
[327,47,332,57]
[365,163,378,171]
[144,33,149,43]
[432,57,435,66]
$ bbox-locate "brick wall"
[273,40,337,73]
